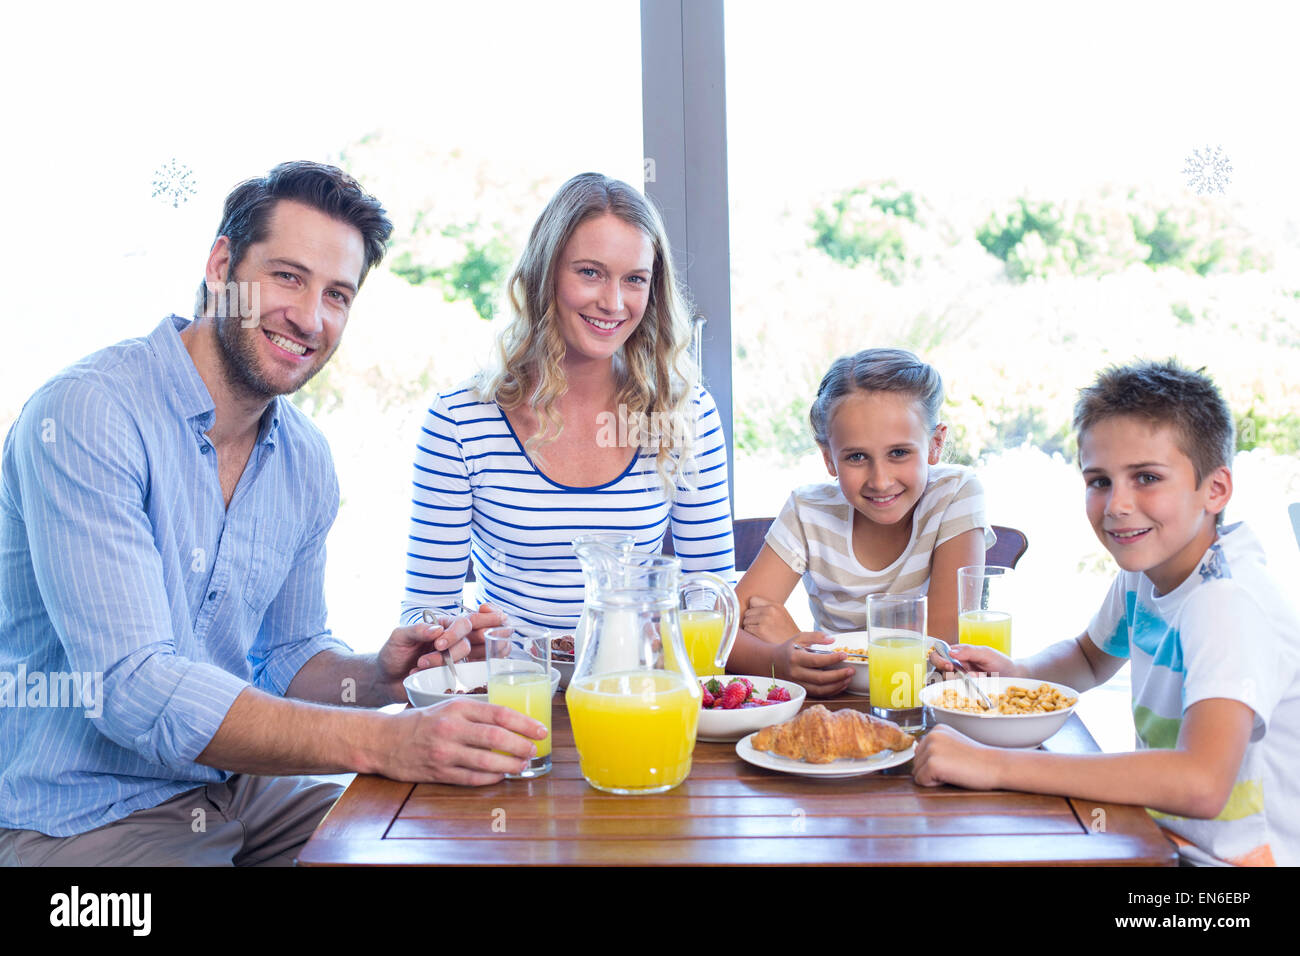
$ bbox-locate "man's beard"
[211,288,330,401]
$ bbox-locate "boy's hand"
[776,632,853,697]
[930,642,1022,678]
[742,596,800,642]
[913,724,1003,790]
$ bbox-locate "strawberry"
[766,685,792,703]
[701,684,716,708]
[720,681,748,710]
[704,678,724,698]
[736,677,754,697]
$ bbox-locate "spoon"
[423,609,467,692]
[929,640,996,712]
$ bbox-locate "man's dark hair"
[1074,359,1236,485]
[197,161,393,313]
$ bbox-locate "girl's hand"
[930,642,1021,678]
[742,596,800,643]
[776,632,853,697]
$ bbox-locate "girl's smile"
[822,390,945,531]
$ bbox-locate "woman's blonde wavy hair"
[477,173,700,492]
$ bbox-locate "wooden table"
[299,694,1176,867]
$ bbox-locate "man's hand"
[912,724,1002,790]
[375,617,473,702]
[381,698,548,785]
[775,632,854,697]
[742,596,800,643]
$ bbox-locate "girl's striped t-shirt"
[401,384,735,630]
[764,464,992,633]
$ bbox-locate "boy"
[914,359,1300,866]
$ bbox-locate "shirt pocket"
[241,518,300,617]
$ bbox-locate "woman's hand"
[457,603,510,661]
[774,632,853,697]
[742,596,800,643]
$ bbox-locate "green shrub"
[809,181,926,284]
[390,223,512,321]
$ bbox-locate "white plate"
[735,732,916,778]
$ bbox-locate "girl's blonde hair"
[478,173,700,491]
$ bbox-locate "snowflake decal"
[151,158,198,208]
[1181,145,1232,196]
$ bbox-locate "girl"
[400,173,735,636]
[727,348,991,696]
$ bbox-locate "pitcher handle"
[680,571,740,671]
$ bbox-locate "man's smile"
[263,328,314,358]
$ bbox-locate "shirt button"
[200,445,211,454]
[208,591,217,601]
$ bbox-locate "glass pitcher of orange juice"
[567,545,739,794]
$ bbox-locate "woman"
[401,173,735,633]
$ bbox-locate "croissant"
[751,705,913,763]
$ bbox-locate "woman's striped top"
[401,383,736,630]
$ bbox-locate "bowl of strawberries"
[695,675,806,742]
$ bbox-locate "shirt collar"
[150,314,282,448]
[150,315,216,427]
[257,399,282,448]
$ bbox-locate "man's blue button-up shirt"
[0,315,349,835]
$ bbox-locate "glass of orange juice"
[485,626,553,778]
[674,586,728,676]
[866,593,927,731]
[957,566,1013,657]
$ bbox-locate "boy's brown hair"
[1074,359,1235,492]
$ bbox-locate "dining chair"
[987,525,1029,569]
[661,515,772,572]
[1289,503,1300,551]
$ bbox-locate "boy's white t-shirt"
[1088,522,1300,866]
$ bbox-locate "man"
[0,162,545,866]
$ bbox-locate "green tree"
[809,181,924,284]
[390,222,513,321]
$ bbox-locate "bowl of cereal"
[919,676,1079,748]
[830,632,942,696]
[535,634,576,690]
